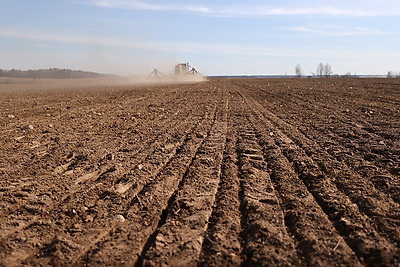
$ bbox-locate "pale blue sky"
[1,0,399,76]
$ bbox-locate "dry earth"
[0,78,399,266]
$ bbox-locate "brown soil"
[0,78,399,266]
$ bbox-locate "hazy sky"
[1,0,399,76]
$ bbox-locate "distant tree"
[295,64,302,77]
[316,62,324,77]
[324,63,332,77]
[344,72,352,77]
[386,71,400,78]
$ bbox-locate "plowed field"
[1,78,399,266]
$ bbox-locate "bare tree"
[316,62,324,77]
[324,63,332,77]
[295,64,302,77]
[386,71,400,78]
[344,72,352,77]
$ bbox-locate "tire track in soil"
[0,86,215,266]
[236,126,300,265]
[198,91,242,266]
[140,94,229,266]
[204,90,301,265]
[235,86,399,265]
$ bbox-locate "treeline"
[387,71,400,78]
[0,68,112,79]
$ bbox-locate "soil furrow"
[236,125,300,265]
[198,96,242,266]
[239,88,400,247]
[236,88,399,262]
[255,89,400,200]
[226,95,362,266]
[141,97,228,266]
[247,107,397,264]
[298,124,400,203]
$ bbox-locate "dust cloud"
[0,74,207,93]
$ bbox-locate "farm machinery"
[149,62,202,78]
[174,62,201,76]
